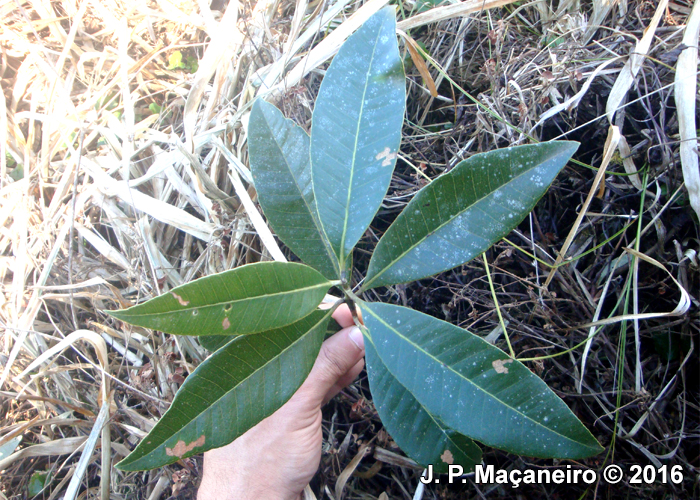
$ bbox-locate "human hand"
[197,304,364,500]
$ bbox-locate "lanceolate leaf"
[249,99,339,279]
[365,339,481,473]
[310,6,405,268]
[361,302,603,459]
[109,262,333,336]
[364,142,579,290]
[116,310,332,471]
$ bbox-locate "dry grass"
[1,0,698,498]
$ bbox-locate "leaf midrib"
[118,282,332,318]
[367,337,480,463]
[125,311,331,466]
[363,147,568,290]
[259,109,340,276]
[338,24,384,268]
[363,304,598,450]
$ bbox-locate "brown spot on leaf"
[375,147,397,167]
[165,435,205,457]
[492,359,513,374]
[222,317,231,330]
[440,449,454,464]
[171,292,189,306]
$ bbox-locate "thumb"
[300,326,365,408]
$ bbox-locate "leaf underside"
[364,142,579,290]
[116,309,332,471]
[310,6,405,267]
[361,302,603,459]
[249,99,339,279]
[365,339,481,473]
[109,262,332,336]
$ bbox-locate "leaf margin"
[363,141,579,290]
[365,336,482,473]
[248,98,340,279]
[360,301,603,459]
[116,308,334,471]
[108,261,335,336]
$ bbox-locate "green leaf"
[167,51,183,70]
[9,164,23,181]
[365,339,481,473]
[310,6,405,268]
[364,142,578,290]
[0,435,21,460]
[249,99,339,279]
[116,309,332,471]
[198,334,236,352]
[184,55,198,73]
[109,262,333,336]
[360,302,603,459]
[149,102,162,114]
[28,470,51,496]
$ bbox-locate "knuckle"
[318,345,347,380]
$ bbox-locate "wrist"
[198,475,301,500]
[198,451,302,500]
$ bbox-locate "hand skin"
[197,305,364,500]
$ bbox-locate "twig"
[67,129,85,330]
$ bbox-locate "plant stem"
[343,288,365,327]
[345,295,360,324]
[482,252,515,358]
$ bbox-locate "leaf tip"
[558,140,580,157]
[114,455,138,472]
[106,308,127,321]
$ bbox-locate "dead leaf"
[402,34,437,97]
[335,442,371,500]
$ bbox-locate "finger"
[322,358,365,405]
[331,304,354,328]
[300,326,365,408]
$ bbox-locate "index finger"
[331,303,363,328]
